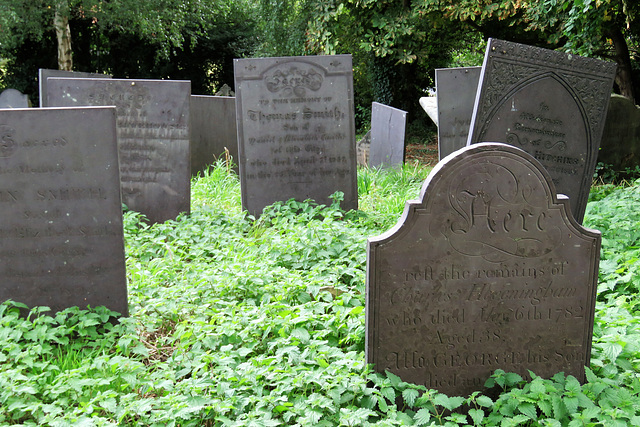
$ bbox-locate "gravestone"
[234,54,357,216]
[366,142,600,397]
[369,102,407,168]
[190,95,238,175]
[468,38,617,224]
[0,89,30,108]
[436,67,481,160]
[597,94,640,174]
[46,78,191,224]
[0,107,127,315]
[357,130,371,167]
[38,69,111,107]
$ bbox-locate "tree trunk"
[607,25,635,104]
[54,2,73,71]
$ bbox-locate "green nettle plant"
[2,161,640,426]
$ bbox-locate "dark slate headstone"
[0,89,30,108]
[46,78,191,224]
[234,54,357,216]
[436,67,481,160]
[468,38,617,223]
[38,69,111,107]
[598,94,640,173]
[190,95,238,175]
[0,107,127,315]
[370,102,407,168]
[367,142,600,397]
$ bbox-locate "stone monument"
[468,38,617,223]
[435,67,481,160]
[0,89,30,108]
[367,142,601,396]
[369,102,407,168]
[38,69,111,107]
[0,107,127,315]
[234,54,358,216]
[46,77,191,223]
[190,95,238,175]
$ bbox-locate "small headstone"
[46,78,191,223]
[215,84,235,97]
[234,54,358,216]
[367,142,600,397]
[369,102,407,168]
[468,38,617,223]
[0,107,127,315]
[190,95,238,175]
[598,94,640,173]
[357,130,371,167]
[0,89,30,108]
[38,69,111,107]
[436,67,481,160]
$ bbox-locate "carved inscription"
[0,107,127,315]
[367,143,600,396]
[234,55,357,216]
[46,78,191,223]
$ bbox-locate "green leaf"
[414,408,431,426]
[402,388,419,407]
[468,408,484,425]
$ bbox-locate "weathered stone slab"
[38,69,111,107]
[367,142,600,396]
[436,67,481,160]
[419,96,438,126]
[190,95,238,175]
[47,78,191,224]
[598,94,640,173]
[0,89,30,108]
[0,107,127,315]
[468,38,617,224]
[370,102,407,168]
[234,55,357,216]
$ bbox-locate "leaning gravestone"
[0,107,127,315]
[47,78,191,224]
[468,38,617,224]
[234,54,357,216]
[38,69,111,107]
[0,89,30,108]
[436,67,481,160]
[190,95,238,175]
[369,102,407,168]
[366,143,600,397]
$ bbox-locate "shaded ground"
[405,141,439,166]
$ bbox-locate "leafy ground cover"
[2,161,640,426]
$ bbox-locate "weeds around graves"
[2,162,640,425]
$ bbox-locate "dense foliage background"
[1,0,638,133]
[2,163,640,425]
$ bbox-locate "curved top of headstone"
[372,142,597,261]
[0,88,30,108]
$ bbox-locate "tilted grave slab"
[367,142,601,396]
[468,38,616,223]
